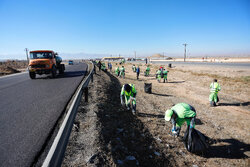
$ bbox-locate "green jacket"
[210,82,221,93]
[121,84,137,97]
[120,67,125,73]
[171,103,196,127]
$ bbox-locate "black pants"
[136,73,139,79]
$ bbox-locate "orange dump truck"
[28,50,65,79]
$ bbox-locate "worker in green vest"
[120,84,137,114]
[101,62,107,71]
[115,66,120,76]
[163,69,168,83]
[120,66,125,78]
[209,79,221,106]
[145,65,150,76]
[165,103,196,136]
[156,69,162,82]
[132,64,136,72]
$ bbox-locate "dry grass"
[0,60,28,76]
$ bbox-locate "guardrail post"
[91,73,93,82]
[84,87,88,102]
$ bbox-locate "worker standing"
[156,69,162,82]
[120,84,137,115]
[120,66,125,78]
[97,61,102,71]
[136,66,140,80]
[163,69,168,83]
[164,103,196,137]
[132,64,136,72]
[115,66,120,77]
[109,63,112,72]
[209,79,221,106]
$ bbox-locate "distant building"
[101,57,125,61]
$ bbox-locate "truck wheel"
[52,65,57,78]
[29,72,36,79]
[59,64,65,74]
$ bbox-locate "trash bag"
[144,83,152,94]
[183,127,209,153]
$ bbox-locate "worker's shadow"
[138,112,164,119]
[151,92,173,97]
[203,138,250,159]
[167,81,185,84]
[218,101,250,107]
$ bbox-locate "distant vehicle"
[68,60,74,65]
[28,50,65,79]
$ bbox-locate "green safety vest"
[120,67,125,72]
[210,82,221,93]
[121,84,137,97]
[171,103,196,127]
[171,103,196,118]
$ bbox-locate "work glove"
[171,127,178,136]
[126,106,130,111]
[171,126,180,136]
[130,97,136,101]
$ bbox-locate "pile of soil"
[0,60,28,76]
[63,63,249,167]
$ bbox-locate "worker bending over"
[120,84,137,115]
[145,65,150,76]
[120,66,125,78]
[165,103,196,136]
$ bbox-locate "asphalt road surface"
[151,61,250,69]
[0,62,87,167]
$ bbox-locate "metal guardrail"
[42,61,95,167]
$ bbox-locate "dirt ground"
[0,60,28,76]
[63,62,250,167]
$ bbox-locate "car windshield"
[30,52,52,59]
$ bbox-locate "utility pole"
[183,44,187,62]
[134,51,136,60]
[25,48,29,62]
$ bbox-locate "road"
[151,61,250,69]
[0,62,87,167]
[131,60,250,69]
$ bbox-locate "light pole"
[183,44,187,62]
[134,51,136,60]
[25,48,29,62]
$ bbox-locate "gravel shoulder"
[63,62,250,167]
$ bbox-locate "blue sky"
[0,0,249,59]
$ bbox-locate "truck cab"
[28,50,65,79]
